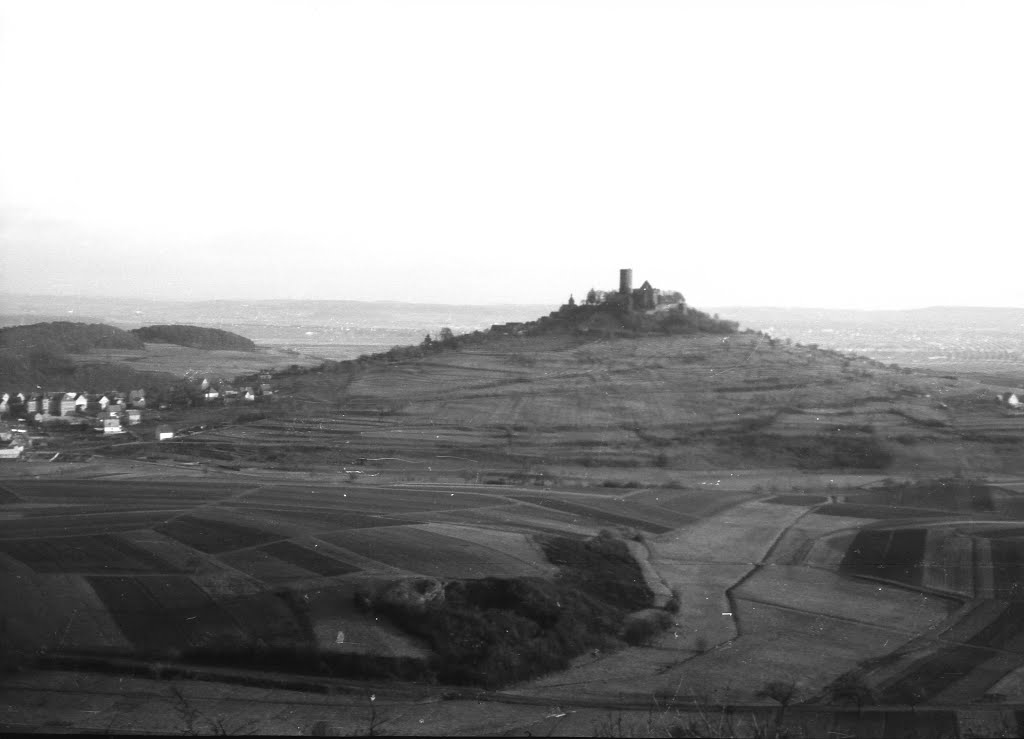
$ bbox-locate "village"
[0,372,277,460]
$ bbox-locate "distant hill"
[130,325,256,351]
[0,321,144,353]
[0,321,161,389]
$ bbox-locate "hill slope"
[162,326,1024,478]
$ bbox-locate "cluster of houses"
[194,373,274,404]
[0,388,148,435]
[0,371,276,447]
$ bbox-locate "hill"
[0,321,156,388]
[147,317,1024,479]
[130,325,256,351]
[0,321,144,353]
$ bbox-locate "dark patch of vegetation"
[725,431,893,470]
[363,534,655,688]
[131,325,256,351]
[543,533,655,610]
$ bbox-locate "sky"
[0,0,1021,309]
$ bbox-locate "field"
[69,342,324,379]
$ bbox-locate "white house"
[125,409,142,425]
[156,425,174,441]
[998,392,1021,407]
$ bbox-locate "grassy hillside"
[131,325,256,351]
[176,328,1020,479]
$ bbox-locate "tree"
[438,327,456,347]
[586,288,597,305]
[757,680,797,732]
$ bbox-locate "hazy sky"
[1,1,1021,308]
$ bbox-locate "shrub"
[621,610,672,646]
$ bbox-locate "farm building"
[97,412,123,434]
[58,393,78,416]
[998,392,1021,407]
[125,409,142,425]
[0,446,24,460]
[156,425,174,441]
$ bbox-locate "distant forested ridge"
[131,325,256,351]
[0,321,145,354]
[0,321,156,388]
